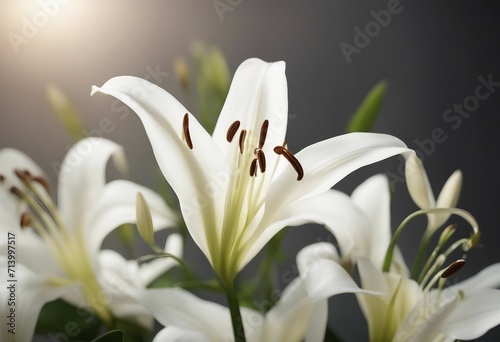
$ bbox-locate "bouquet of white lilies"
[1,52,499,342]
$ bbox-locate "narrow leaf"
[46,83,85,141]
[346,80,387,132]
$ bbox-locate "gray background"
[1,0,499,340]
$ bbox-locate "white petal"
[447,263,500,291]
[267,132,413,217]
[0,148,45,229]
[263,278,314,341]
[126,287,234,340]
[97,250,153,328]
[212,58,287,169]
[405,154,436,210]
[86,180,177,258]
[303,258,380,301]
[297,242,341,276]
[153,326,212,342]
[57,138,125,235]
[442,288,500,340]
[305,300,328,342]
[240,190,371,270]
[92,77,228,262]
[432,169,463,228]
[0,262,75,342]
[351,174,392,269]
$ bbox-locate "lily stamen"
[441,259,466,278]
[239,129,247,154]
[20,212,32,228]
[226,120,241,142]
[256,149,266,173]
[249,158,258,177]
[273,145,304,180]
[258,119,269,148]
[182,113,193,149]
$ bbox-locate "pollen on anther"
[274,146,304,181]
[9,186,23,199]
[259,120,269,148]
[249,158,258,177]
[0,174,4,182]
[20,212,32,228]
[182,113,193,149]
[441,259,466,278]
[32,176,50,193]
[239,129,247,154]
[226,121,241,142]
[256,149,266,173]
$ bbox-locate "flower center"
[2,169,112,325]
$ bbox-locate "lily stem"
[222,280,246,342]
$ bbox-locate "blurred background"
[1,0,500,340]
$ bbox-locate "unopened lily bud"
[174,57,190,91]
[136,192,162,254]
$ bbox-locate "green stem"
[411,231,432,280]
[222,281,246,342]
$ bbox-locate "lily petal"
[0,262,75,342]
[405,154,435,210]
[92,77,227,262]
[212,58,287,167]
[240,189,371,270]
[441,288,500,340]
[267,132,413,216]
[446,263,500,291]
[153,326,211,342]
[0,148,45,229]
[263,278,317,341]
[351,174,391,269]
[303,258,380,301]
[125,287,234,340]
[97,250,154,328]
[432,169,463,228]
[57,138,125,235]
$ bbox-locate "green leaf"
[35,299,102,341]
[115,318,154,342]
[46,83,86,141]
[91,330,124,342]
[346,80,387,132]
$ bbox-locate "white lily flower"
[92,58,413,283]
[357,258,500,342]
[0,138,178,342]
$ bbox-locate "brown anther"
[239,129,247,154]
[441,259,466,278]
[9,186,24,199]
[0,174,4,182]
[32,176,50,193]
[274,146,304,181]
[20,212,32,228]
[256,149,266,173]
[14,169,31,182]
[226,121,241,143]
[258,120,269,149]
[182,113,193,149]
[249,158,258,177]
